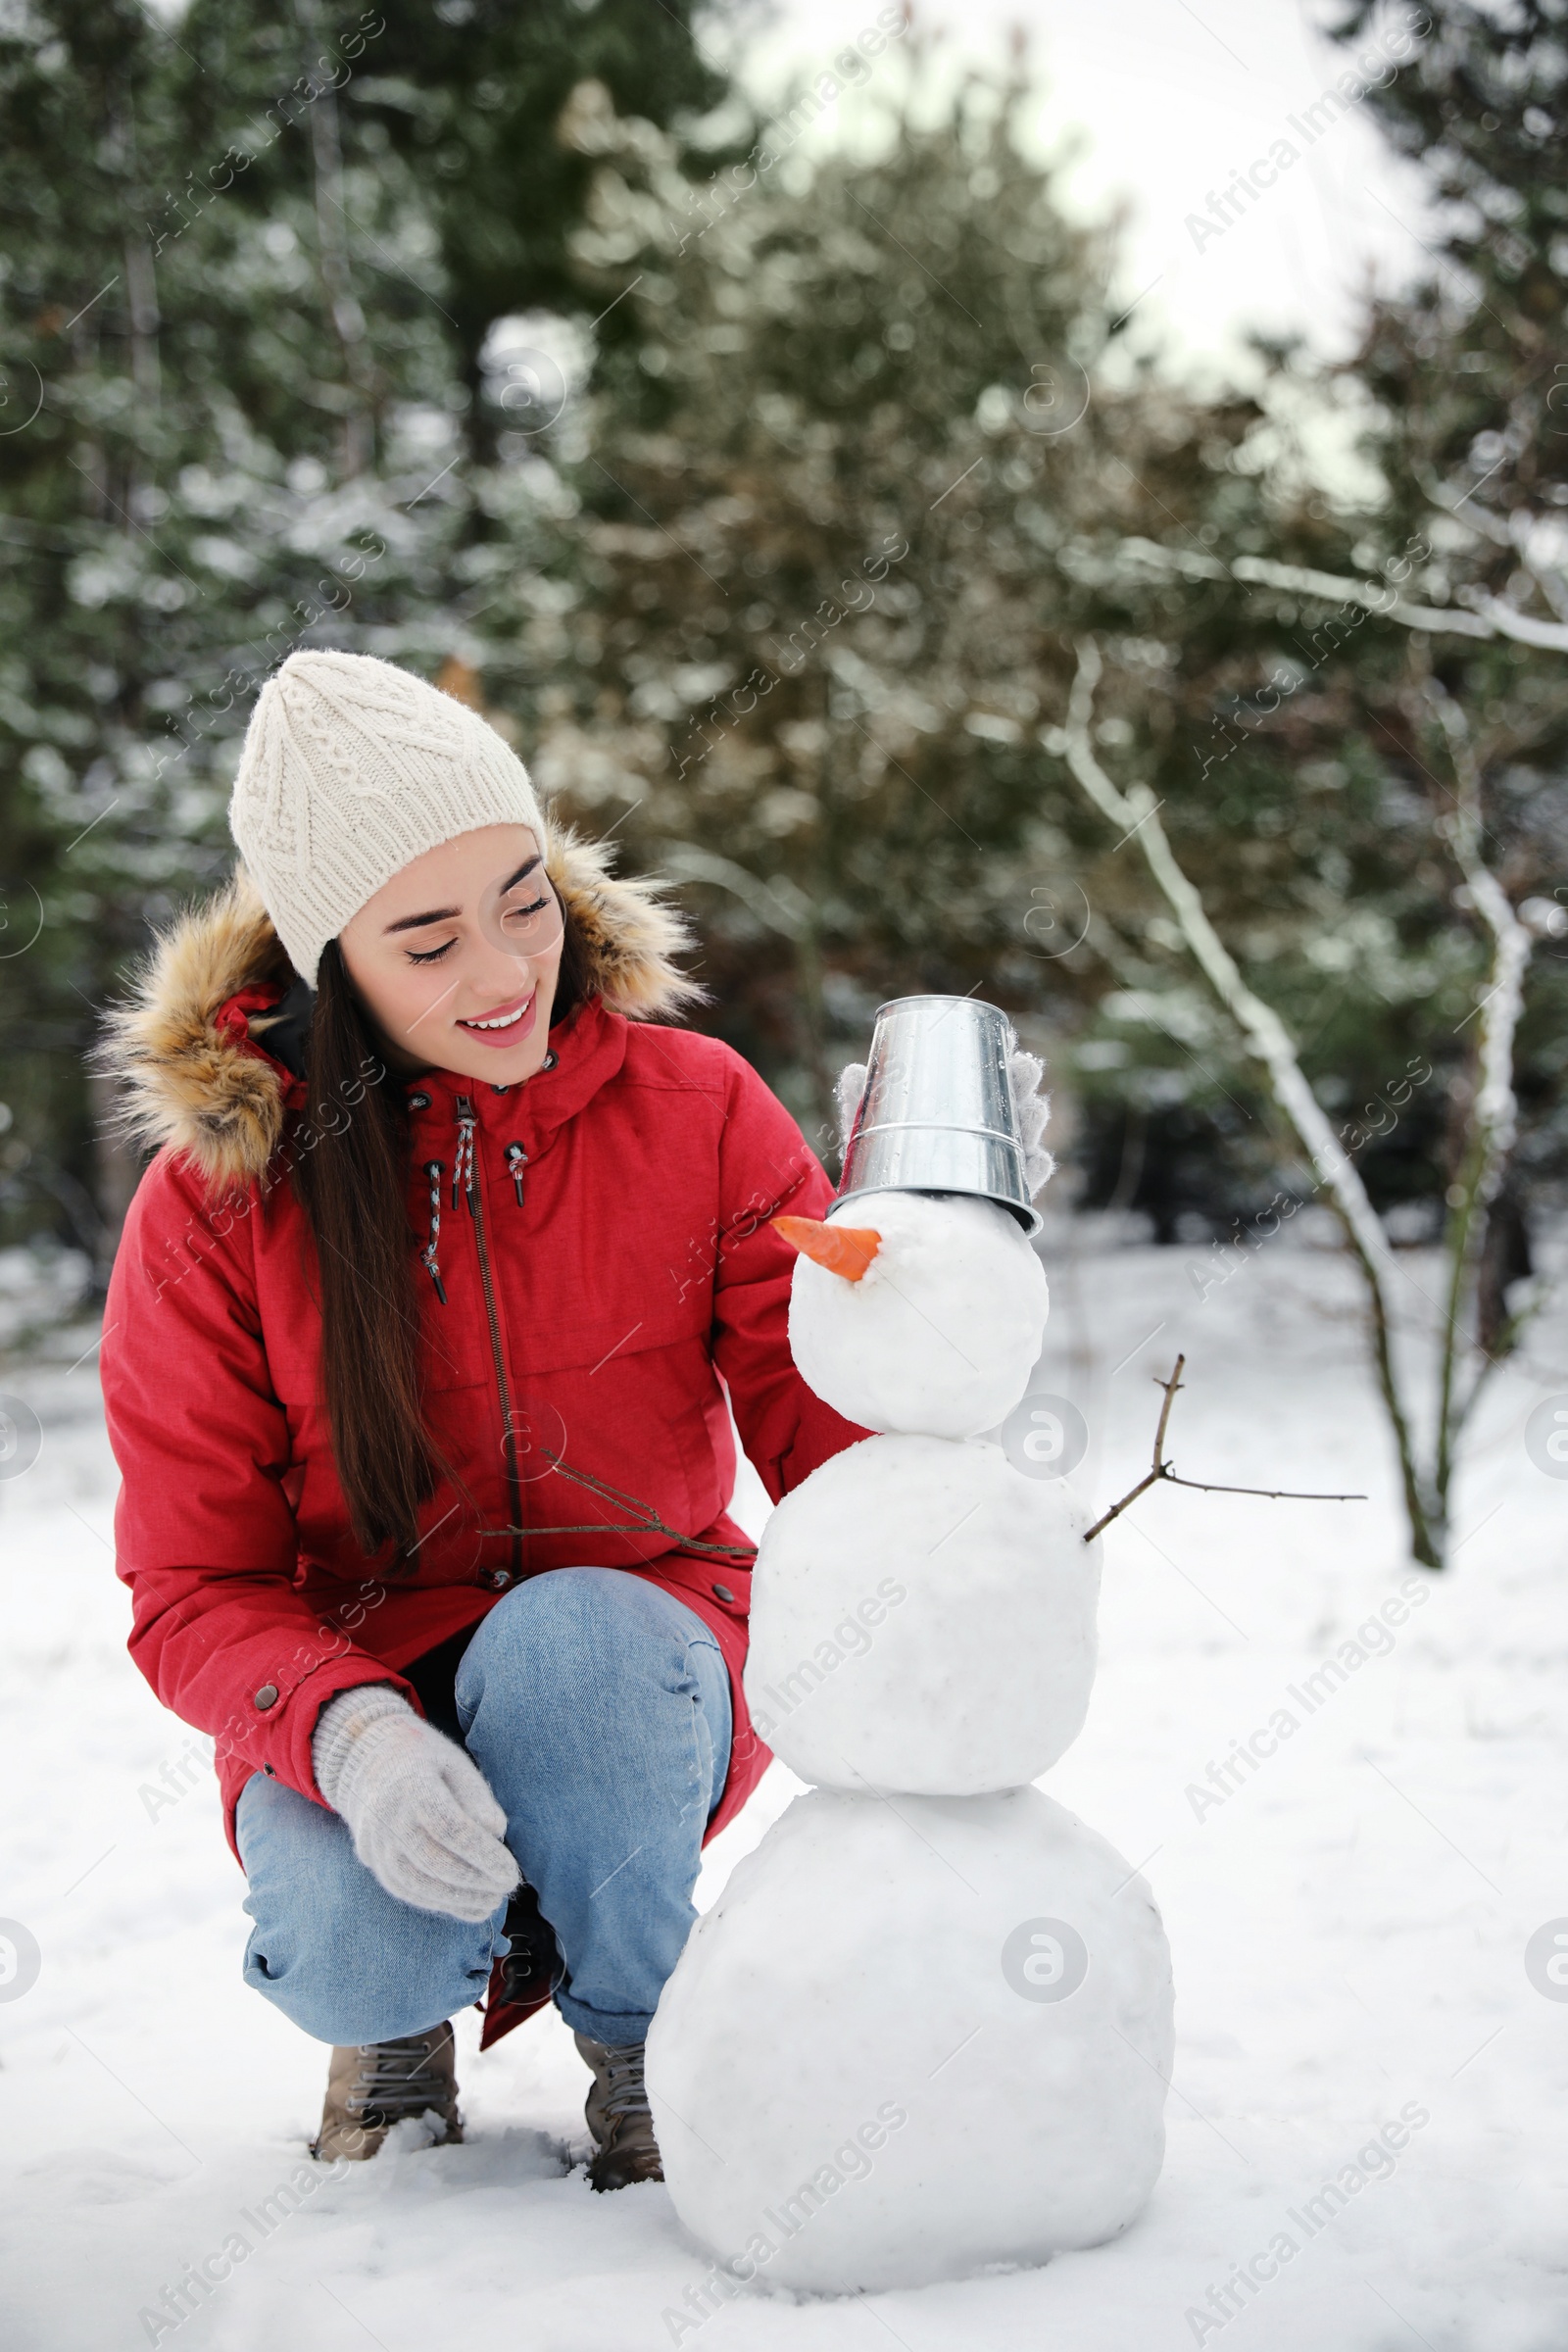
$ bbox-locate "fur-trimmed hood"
[101,824,708,1194]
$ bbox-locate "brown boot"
[312,2023,463,2163]
[573,2033,663,2190]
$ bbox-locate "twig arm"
[1160,1472,1367,1502]
[1080,1358,1366,1543]
[1151,1352,1184,1462]
[1082,1357,1184,1544]
[1081,1471,1160,1546]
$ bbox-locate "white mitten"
[1006,1046,1057,1198]
[834,1044,1055,1199]
[835,1059,869,1157]
[312,1685,519,1923]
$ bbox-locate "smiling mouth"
[459,988,535,1034]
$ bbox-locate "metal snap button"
[409,1091,431,1110]
[711,1583,735,1603]
[486,1569,513,1592]
[254,1684,278,1710]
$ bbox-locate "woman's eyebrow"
[382,856,542,935]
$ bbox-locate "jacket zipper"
[454,1096,524,1581]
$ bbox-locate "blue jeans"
[236,1567,732,2047]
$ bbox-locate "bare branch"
[1081,1355,1364,1544]
[1150,1352,1183,1464]
[1160,1471,1369,1502]
[535,1446,758,1558]
[661,843,810,938]
[1080,1467,1161,1545]
[1057,639,1438,1561]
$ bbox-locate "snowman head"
[772,1188,1049,1439]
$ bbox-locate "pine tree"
[1324,0,1568,1254]
[0,0,724,1277]
[478,55,1182,1143]
[469,49,1459,1206]
[1040,1,1568,1557]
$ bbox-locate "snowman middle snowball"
[745,1433,1099,1792]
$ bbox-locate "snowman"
[646,1004,1173,2297]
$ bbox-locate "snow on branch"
[1110,536,1568,656]
[1425,691,1536,1481]
[661,843,810,939]
[1059,640,1398,1283]
[1055,638,1433,1555]
[1431,696,1531,1195]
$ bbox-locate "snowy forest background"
[3,3,1568,2348]
[2,0,1565,1300]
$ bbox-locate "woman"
[99,650,867,2185]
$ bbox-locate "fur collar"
[101,824,707,1193]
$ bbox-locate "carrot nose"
[770,1214,883,1283]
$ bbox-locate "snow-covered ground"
[2,1227,1565,2351]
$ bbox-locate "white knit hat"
[229,651,548,985]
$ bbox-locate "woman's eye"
[406,940,455,965]
[504,895,550,923]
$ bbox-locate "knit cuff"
[311,1683,414,1812]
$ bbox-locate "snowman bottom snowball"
[646,1786,1174,2293]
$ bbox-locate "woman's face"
[338,824,565,1085]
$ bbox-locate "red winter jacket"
[99,837,868,1868]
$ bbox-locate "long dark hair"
[292,901,592,1561]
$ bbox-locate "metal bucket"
[836,995,1041,1236]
